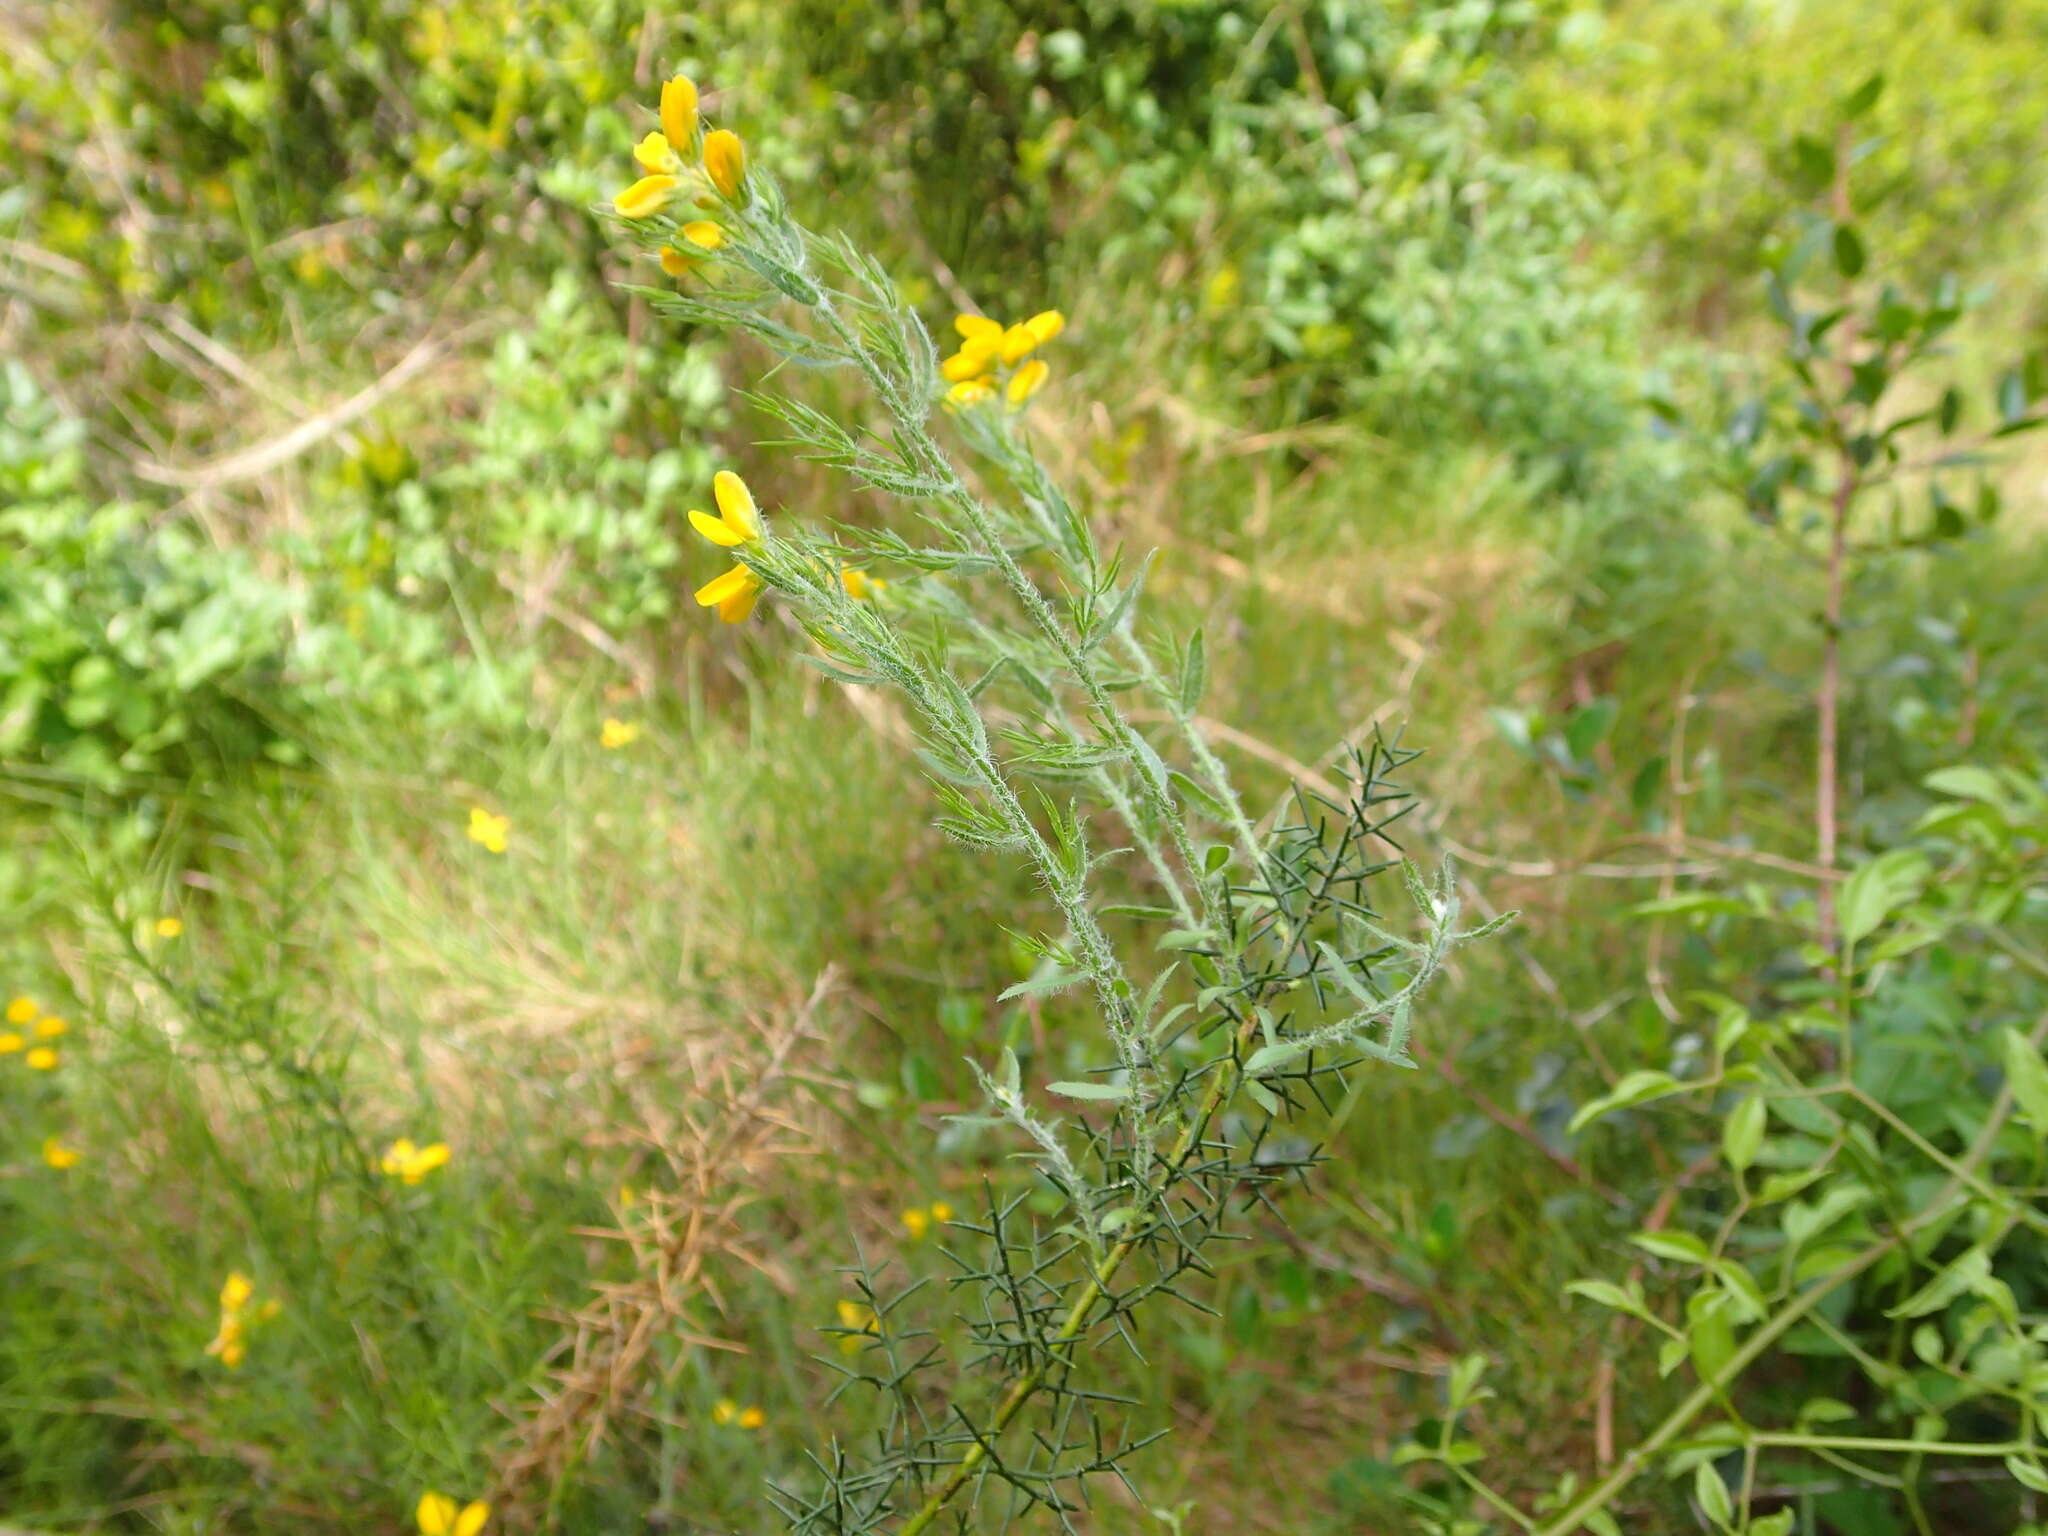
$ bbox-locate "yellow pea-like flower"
[738,1405,766,1429]
[689,471,768,624]
[941,345,995,383]
[998,323,1038,364]
[613,174,679,219]
[659,247,692,277]
[634,130,679,176]
[417,1491,490,1536]
[680,220,724,250]
[954,313,1003,344]
[660,75,699,154]
[944,378,994,411]
[841,569,886,601]
[1006,359,1050,407]
[1024,309,1066,345]
[380,1138,452,1184]
[25,1046,57,1070]
[221,1272,255,1311]
[930,1201,954,1223]
[600,718,641,750]
[466,807,509,854]
[6,996,36,1025]
[34,1016,67,1038]
[42,1136,80,1170]
[901,1207,930,1240]
[694,564,763,624]
[0,1031,23,1054]
[156,917,184,938]
[713,1398,738,1425]
[703,128,747,201]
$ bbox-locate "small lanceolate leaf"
[1178,628,1208,714]
[1999,1028,2048,1138]
[1045,1080,1134,1102]
[1836,849,1931,951]
[1567,1069,1687,1134]
[1564,1278,1656,1324]
[1631,1229,1712,1266]
[1885,1246,1991,1319]
[1722,1094,1766,1174]
[997,969,1093,1001]
[2006,1456,2048,1495]
[1694,1463,1734,1526]
[1831,222,1867,279]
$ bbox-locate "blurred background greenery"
[3,0,2046,1531]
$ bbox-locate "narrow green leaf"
[997,968,1092,1001]
[2001,1027,2048,1139]
[1179,627,1208,714]
[1722,1094,1766,1175]
[1046,1080,1134,1102]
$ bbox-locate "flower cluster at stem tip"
[712,1397,767,1430]
[942,309,1064,410]
[381,1137,451,1184]
[4,994,65,1069]
[900,1199,953,1241]
[611,73,746,276]
[688,469,768,623]
[203,1270,281,1370]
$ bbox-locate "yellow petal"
[25,1046,57,1070]
[413,1143,451,1175]
[613,174,679,219]
[1006,359,1049,406]
[633,131,679,176]
[35,1016,67,1038]
[944,378,993,411]
[659,246,691,277]
[156,917,184,938]
[713,1398,737,1424]
[660,76,699,152]
[42,1136,79,1169]
[5,996,35,1025]
[0,1031,22,1054]
[694,564,757,609]
[1024,309,1065,345]
[681,220,724,250]
[716,583,761,624]
[418,1491,457,1536]
[221,1271,255,1310]
[954,313,1002,342]
[998,323,1037,364]
[930,1201,953,1222]
[689,508,747,548]
[738,1406,765,1429]
[702,129,747,201]
[454,1501,490,1536]
[712,470,764,541]
[941,350,992,383]
[220,1339,245,1369]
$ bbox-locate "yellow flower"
[659,246,692,277]
[34,1016,67,1039]
[42,1136,80,1170]
[417,1492,490,1536]
[930,1201,953,1223]
[156,917,184,938]
[954,313,1003,345]
[600,718,641,750]
[680,220,725,250]
[998,323,1038,364]
[613,174,679,219]
[690,471,768,624]
[703,128,747,201]
[712,1398,765,1429]
[380,1138,452,1184]
[1006,359,1050,407]
[25,1046,57,1070]
[940,326,1003,381]
[0,1031,22,1054]
[221,1271,255,1311]
[835,1298,880,1355]
[660,75,699,154]
[466,806,509,854]
[901,1207,930,1240]
[205,1271,276,1368]
[1023,309,1066,345]
[205,1312,245,1368]
[943,378,994,411]
[840,569,886,602]
[6,996,35,1026]
[633,130,679,176]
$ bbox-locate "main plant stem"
[1815,464,1853,956]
